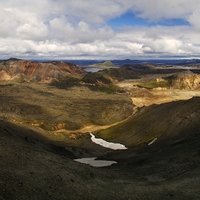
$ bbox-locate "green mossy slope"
[96,97,200,147]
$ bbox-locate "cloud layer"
[1,0,200,59]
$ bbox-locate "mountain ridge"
[0,58,86,83]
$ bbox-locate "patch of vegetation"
[50,75,83,88]
[95,111,162,147]
[98,85,125,94]
[137,79,170,89]
[82,72,112,84]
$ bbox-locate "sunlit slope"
[97,97,200,147]
[137,71,200,89]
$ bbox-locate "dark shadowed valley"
[0,58,200,199]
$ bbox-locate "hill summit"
[89,60,117,69]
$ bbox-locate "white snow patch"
[148,138,157,146]
[74,157,117,167]
[90,133,127,150]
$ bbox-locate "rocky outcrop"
[136,70,200,90]
[165,70,200,89]
[0,70,11,80]
[0,58,86,83]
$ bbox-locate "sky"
[1,0,200,60]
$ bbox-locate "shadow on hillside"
[0,119,77,159]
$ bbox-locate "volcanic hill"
[0,58,86,83]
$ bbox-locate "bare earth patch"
[116,79,200,107]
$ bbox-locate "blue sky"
[0,0,200,60]
[108,12,190,28]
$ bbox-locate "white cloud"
[49,17,115,43]
[0,0,200,59]
[16,20,48,41]
[187,8,200,31]
[0,8,48,41]
[49,17,75,42]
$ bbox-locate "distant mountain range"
[2,58,200,67]
[47,58,200,67]
[0,58,200,86]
